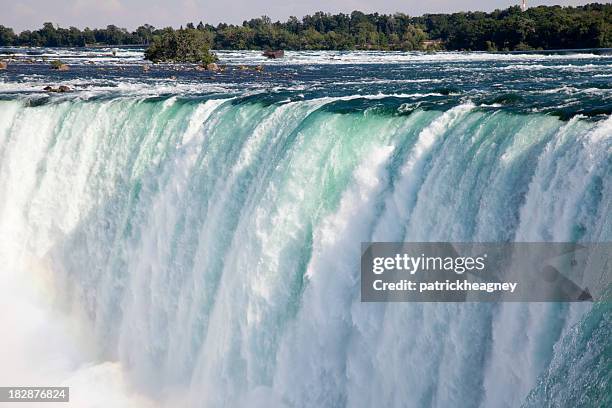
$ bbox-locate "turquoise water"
[0,49,610,407]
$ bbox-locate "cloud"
[73,0,124,14]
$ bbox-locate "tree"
[0,25,17,45]
[400,25,428,50]
[2,4,611,51]
[144,28,217,64]
[135,24,155,45]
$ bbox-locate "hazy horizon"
[0,0,602,32]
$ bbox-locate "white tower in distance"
[521,0,527,12]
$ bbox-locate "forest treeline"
[0,4,610,51]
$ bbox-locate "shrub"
[145,28,217,63]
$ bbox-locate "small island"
[144,28,217,64]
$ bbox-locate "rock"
[51,63,70,71]
[195,65,206,71]
[205,63,219,71]
[142,65,150,72]
[263,50,284,59]
[255,65,264,72]
[43,85,71,93]
[0,61,7,70]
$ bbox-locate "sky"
[0,0,603,32]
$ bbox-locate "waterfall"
[0,95,610,407]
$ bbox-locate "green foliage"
[1,4,610,51]
[399,25,428,51]
[144,28,217,63]
[0,25,17,45]
[415,4,611,50]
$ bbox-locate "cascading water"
[0,49,610,407]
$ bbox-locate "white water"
[4,47,611,66]
[0,96,610,407]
